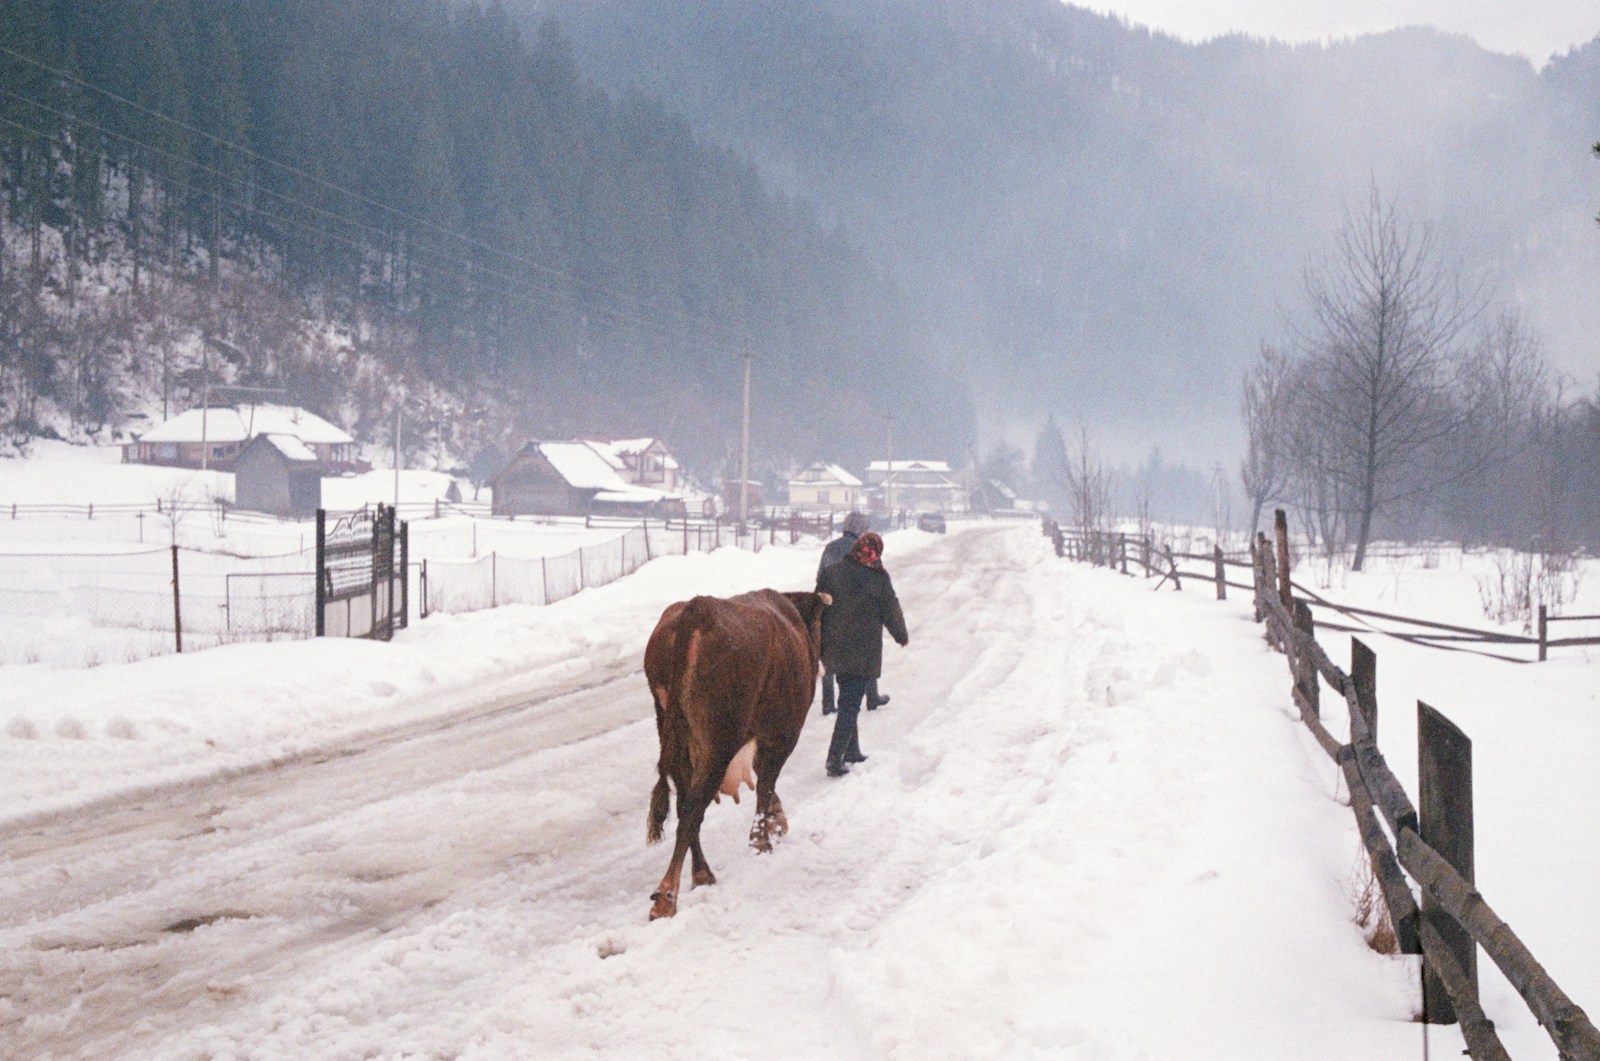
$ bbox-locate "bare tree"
[1239,341,1293,536]
[1294,186,1480,570]
[1063,423,1115,543]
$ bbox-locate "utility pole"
[738,353,752,528]
[394,399,403,509]
[199,339,210,472]
[884,415,895,522]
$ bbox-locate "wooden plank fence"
[1052,510,1600,1060]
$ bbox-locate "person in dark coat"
[816,512,890,714]
[815,531,909,776]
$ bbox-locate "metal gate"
[315,504,409,640]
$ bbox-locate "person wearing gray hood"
[816,511,891,715]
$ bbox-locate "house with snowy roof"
[490,441,680,518]
[786,462,863,512]
[865,459,966,514]
[121,404,357,472]
[578,437,683,494]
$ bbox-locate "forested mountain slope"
[0,0,965,473]
[519,0,1600,459]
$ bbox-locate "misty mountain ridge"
[515,0,1600,465]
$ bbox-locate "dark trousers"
[822,671,879,714]
[827,675,869,766]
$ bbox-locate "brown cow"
[643,588,831,920]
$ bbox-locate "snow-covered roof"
[536,442,631,491]
[137,404,353,446]
[257,434,319,463]
[594,486,675,504]
[867,459,951,473]
[582,437,680,471]
[791,462,862,487]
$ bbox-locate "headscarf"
[849,531,884,570]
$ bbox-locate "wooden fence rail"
[1053,511,1600,1060]
[1043,518,1600,661]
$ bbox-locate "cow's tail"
[646,597,715,845]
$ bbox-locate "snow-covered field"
[0,445,1596,1059]
[0,442,711,667]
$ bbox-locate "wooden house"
[122,404,357,472]
[490,441,671,517]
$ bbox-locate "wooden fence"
[1052,511,1600,1060]
[1044,520,1600,661]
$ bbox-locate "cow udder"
[717,739,758,803]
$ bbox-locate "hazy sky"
[1086,1,1599,66]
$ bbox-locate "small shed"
[234,434,323,517]
[721,479,764,516]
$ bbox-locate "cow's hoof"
[649,891,678,920]
[691,866,716,888]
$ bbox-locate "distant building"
[865,459,965,514]
[721,479,764,516]
[122,404,357,472]
[786,462,863,512]
[234,434,324,518]
[580,437,683,494]
[491,441,676,517]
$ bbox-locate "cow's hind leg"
[651,808,698,919]
[749,741,797,852]
[689,838,716,888]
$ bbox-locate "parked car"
[916,511,947,533]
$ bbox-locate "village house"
[786,462,863,512]
[490,441,678,518]
[122,404,357,473]
[865,459,966,515]
[580,437,683,494]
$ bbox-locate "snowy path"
[1,524,1444,1059]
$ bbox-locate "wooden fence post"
[1292,599,1318,718]
[1273,508,1293,609]
[1119,533,1129,575]
[1214,544,1226,600]
[1538,604,1548,662]
[1418,701,1477,1025]
[170,544,183,654]
[1351,638,1377,739]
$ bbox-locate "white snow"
[0,444,1596,1059]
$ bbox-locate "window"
[818,491,830,504]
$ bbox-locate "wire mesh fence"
[418,520,766,617]
[1,515,785,666]
[0,546,316,666]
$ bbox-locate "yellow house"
[787,462,862,512]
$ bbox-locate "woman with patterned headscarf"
[814,531,910,776]
[816,511,890,714]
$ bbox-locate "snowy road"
[2,524,1442,1059]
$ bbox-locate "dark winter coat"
[816,531,858,582]
[816,554,909,680]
